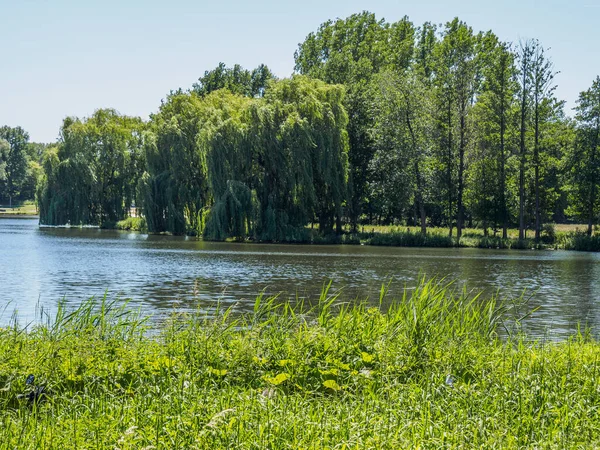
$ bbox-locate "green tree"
[26,142,51,164]
[295,12,414,229]
[38,110,144,226]
[530,41,558,240]
[567,77,600,235]
[203,76,349,241]
[516,40,535,239]
[471,35,517,237]
[0,126,30,206]
[20,160,43,203]
[369,69,433,233]
[200,91,255,240]
[141,92,210,234]
[0,139,8,191]
[432,19,479,238]
[193,63,275,98]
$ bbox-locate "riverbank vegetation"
[0,128,45,209]
[226,223,600,251]
[4,12,600,245]
[1,279,599,448]
[0,200,37,216]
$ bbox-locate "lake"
[1,217,599,338]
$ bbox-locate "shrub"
[115,217,147,232]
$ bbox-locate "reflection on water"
[1,217,599,338]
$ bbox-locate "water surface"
[1,218,599,338]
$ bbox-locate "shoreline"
[2,282,599,447]
[0,214,39,219]
[24,220,600,252]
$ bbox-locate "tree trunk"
[457,106,466,240]
[519,90,527,241]
[336,213,342,235]
[406,105,427,236]
[447,101,453,237]
[518,50,529,241]
[500,79,508,240]
[534,97,541,241]
[589,123,600,236]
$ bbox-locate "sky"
[1,0,599,143]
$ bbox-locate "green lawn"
[0,201,38,216]
[351,223,594,239]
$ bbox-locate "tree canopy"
[18,12,600,240]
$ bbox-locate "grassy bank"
[1,280,599,448]
[35,216,600,251]
[238,225,600,251]
[0,201,37,216]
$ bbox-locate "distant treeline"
[5,12,599,240]
[0,127,46,207]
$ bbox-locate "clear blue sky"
[1,0,599,142]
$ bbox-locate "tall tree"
[294,12,414,229]
[433,19,479,238]
[370,69,433,233]
[0,126,29,207]
[193,63,275,98]
[516,40,535,240]
[38,111,144,226]
[567,77,600,235]
[142,92,210,234]
[202,76,348,241]
[200,91,255,240]
[0,139,8,190]
[530,41,558,240]
[475,35,517,238]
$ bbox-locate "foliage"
[203,76,349,240]
[295,12,415,228]
[140,92,211,234]
[193,62,275,98]
[38,110,145,226]
[467,35,518,237]
[369,69,433,231]
[115,217,147,232]
[562,231,600,252]
[566,76,600,235]
[0,139,8,187]
[0,126,29,205]
[20,11,600,242]
[2,281,600,447]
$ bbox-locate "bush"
[541,224,556,244]
[115,217,147,232]
[363,230,455,247]
[563,232,600,252]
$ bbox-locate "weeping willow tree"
[38,110,145,226]
[201,92,256,240]
[203,75,349,241]
[38,77,348,239]
[257,76,349,238]
[140,92,208,234]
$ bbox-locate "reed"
[1,279,599,448]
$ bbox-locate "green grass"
[213,223,600,251]
[0,201,37,216]
[115,217,147,232]
[1,279,600,448]
[560,232,600,252]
